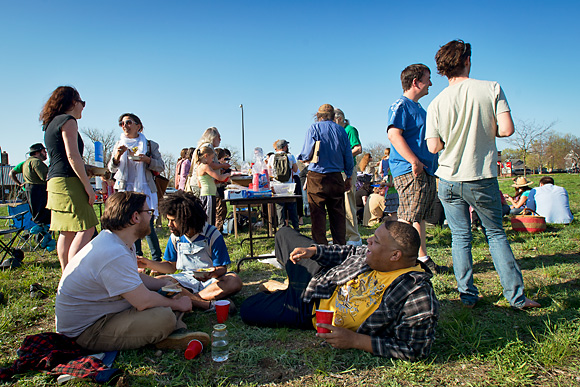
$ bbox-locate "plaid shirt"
[0,333,120,383]
[304,244,439,360]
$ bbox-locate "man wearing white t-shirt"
[55,192,209,352]
[425,39,540,310]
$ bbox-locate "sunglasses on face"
[77,100,86,107]
[140,209,155,215]
[119,119,137,127]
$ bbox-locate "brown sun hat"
[317,104,334,114]
[511,176,533,188]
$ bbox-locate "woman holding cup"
[108,113,165,261]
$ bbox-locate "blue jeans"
[438,178,526,307]
[135,216,162,261]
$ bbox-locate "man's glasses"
[140,209,155,215]
[119,119,137,127]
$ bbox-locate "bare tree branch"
[80,127,118,165]
[507,120,556,176]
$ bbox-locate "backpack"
[273,152,291,182]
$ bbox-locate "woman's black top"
[44,114,84,180]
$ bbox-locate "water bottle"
[211,324,229,362]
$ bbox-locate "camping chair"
[0,209,27,265]
[7,203,54,256]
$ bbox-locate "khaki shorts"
[75,306,176,352]
[393,172,436,223]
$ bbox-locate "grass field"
[1,174,579,386]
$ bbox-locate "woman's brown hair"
[39,86,80,128]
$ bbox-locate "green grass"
[1,174,580,386]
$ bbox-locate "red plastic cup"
[215,300,230,323]
[315,309,334,333]
[184,339,203,360]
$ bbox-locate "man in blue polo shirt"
[298,104,354,245]
[387,64,447,274]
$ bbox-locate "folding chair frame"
[0,211,26,261]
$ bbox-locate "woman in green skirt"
[41,86,98,270]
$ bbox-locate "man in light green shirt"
[335,108,363,246]
[425,39,540,310]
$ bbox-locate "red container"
[184,339,203,360]
[315,309,334,333]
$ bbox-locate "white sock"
[417,256,429,263]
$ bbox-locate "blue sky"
[1,0,578,164]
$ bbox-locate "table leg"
[268,203,275,237]
[233,205,238,238]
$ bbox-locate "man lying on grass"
[138,191,242,310]
[55,192,209,352]
[240,221,439,360]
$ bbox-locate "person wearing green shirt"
[334,109,363,246]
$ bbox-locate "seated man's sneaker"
[155,330,210,350]
[421,256,451,275]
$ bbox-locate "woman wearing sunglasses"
[108,113,165,261]
[41,86,98,271]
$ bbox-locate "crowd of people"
[6,39,576,367]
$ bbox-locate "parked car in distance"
[512,168,532,176]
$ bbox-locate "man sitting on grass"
[240,221,439,360]
[55,192,209,352]
[138,191,242,310]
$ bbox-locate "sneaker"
[421,256,451,275]
[30,283,48,299]
[155,330,210,350]
[45,239,57,252]
[346,239,363,246]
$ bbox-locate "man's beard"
[137,220,151,239]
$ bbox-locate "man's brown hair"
[101,192,147,231]
[159,191,207,236]
[435,39,471,78]
[401,64,430,91]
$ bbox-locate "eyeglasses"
[77,100,86,107]
[140,209,155,215]
[119,119,138,127]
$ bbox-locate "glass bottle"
[211,324,229,362]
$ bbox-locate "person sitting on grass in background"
[526,176,573,224]
[55,192,209,352]
[505,176,533,215]
[195,145,231,225]
[138,191,242,311]
[240,221,439,360]
[362,183,388,227]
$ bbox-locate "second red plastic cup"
[315,309,334,333]
[215,300,230,323]
[184,339,203,360]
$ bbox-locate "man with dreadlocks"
[138,191,242,311]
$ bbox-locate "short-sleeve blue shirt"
[387,96,438,178]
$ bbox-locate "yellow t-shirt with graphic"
[313,265,423,331]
